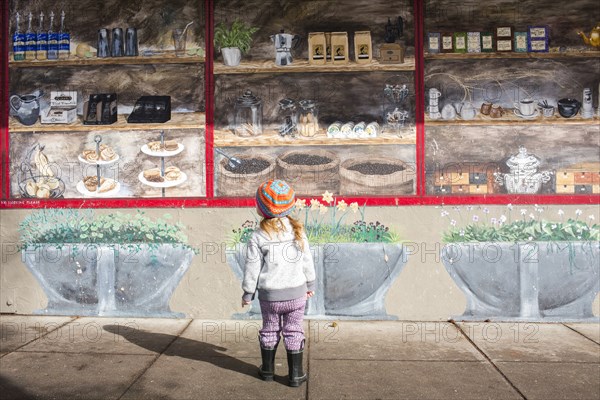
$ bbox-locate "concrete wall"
[1,205,598,319]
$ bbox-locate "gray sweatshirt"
[242,218,316,302]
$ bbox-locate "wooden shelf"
[213,127,416,147]
[9,112,206,132]
[424,51,600,60]
[213,58,416,74]
[425,111,600,126]
[8,52,205,68]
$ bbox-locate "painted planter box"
[22,244,194,317]
[441,242,600,321]
[227,243,407,320]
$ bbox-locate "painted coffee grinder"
[271,29,300,66]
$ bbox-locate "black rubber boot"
[287,348,307,387]
[258,345,277,381]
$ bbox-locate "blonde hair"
[260,215,305,251]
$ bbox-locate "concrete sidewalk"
[0,316,598,400]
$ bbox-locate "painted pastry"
[83,176,100,192]
[164,166,181,181]
[34,149,54,177]
[164,140,179,152]
[143,168,164,182]
[100,147,116,161]
[98,178,117,193]
[147,140,179,152]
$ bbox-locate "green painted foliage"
[214,19,258,54]
[19,209,196,252]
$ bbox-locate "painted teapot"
[454,101,477,120]
[494,147,552,194]
[10,90,43,126]
[578,23,600,49]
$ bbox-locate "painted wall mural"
[440,205,600,321]
[18,209,196,317]
[227,193,408,320]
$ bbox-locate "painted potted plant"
[19,209,197,317]
[214,19,258,66]
[440,205,599,321]
[227,191,408,320]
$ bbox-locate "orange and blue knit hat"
[256,180,296,218]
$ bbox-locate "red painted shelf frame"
[1,0,597,209]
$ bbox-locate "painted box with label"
[308,32,326,65]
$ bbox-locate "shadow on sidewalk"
[0,374,34,400]
[103,324,265,381]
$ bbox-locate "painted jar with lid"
[233,90,263,137]
[297,100,319,137]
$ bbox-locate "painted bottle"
[47,11,59,60]
[36,12,47,60]
[25,12,37,60]
[58,10,70,59]
[12,12,25,61]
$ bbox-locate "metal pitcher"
[10,91,43,126]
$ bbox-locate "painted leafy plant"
[214,19,258,54]
[229,191,401,246]
[19,209,195,251]
[442,205,599,242]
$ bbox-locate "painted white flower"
[319,204,328,215]
[337,200,348,212]
[520,209,527,216]
[529,213,535,220]
[551,224,557,230]
[507,203,513,210]
[472,215,479,222]
[576,209,582,216]
[350,202,359,213]
[528,236,533,241]
[558,209,564,216]
[450,219,457,226]
[459,230,465,236]
[295,199,307,209]
[588,215,595,221]
[490,218,497,225]
[483,207,490,214]
[440,210,450,217]
[322,190,334,204]
[310,199,321,211]
[499,215,507,223]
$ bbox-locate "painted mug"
[489,105,505,118]
[480,102,492,115]
[514,99,536,116]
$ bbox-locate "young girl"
[242,179,316,387]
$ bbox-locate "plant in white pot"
[214,19,258,66]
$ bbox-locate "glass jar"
[297,99,319,137]
[233,90,263,137]
[278,98,297,137]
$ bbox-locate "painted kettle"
[494,146,552,194]
[10,90,43,126]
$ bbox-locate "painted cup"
[514,99,536,116]
[480,102,492,115]
[489,105,505,118]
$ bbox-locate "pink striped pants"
[259,297,306,351]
